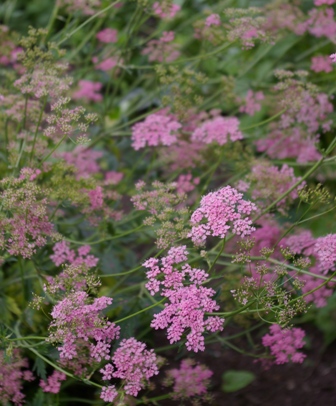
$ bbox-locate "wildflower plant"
[1,0,336,405]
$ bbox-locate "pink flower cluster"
[205,14,221,27]
[315,0,335,5]
[96,28,118,43]
[247,163,304,210]
[284,231,333,308]
[176,173,200,195]
[152,2,180,19]
[51,241,99,267]
[311,56,333,73]
[262,325,306,364]
[100,338,159,398]
[315,234,336,273]
[60,146,103,179]
[256,127,321,164]
[73,80,102,102]
[93,56,119,72]
[59,0,101,15]
[143,246,223,352]
[49,291,120,363]
[191,116,243,145]
[40,370,66,394]
[131,113,181,150]
[0,350,34,406]
[142,31,180,63]
[239,90,264,116]
[189,186,257,246]
[165,359,213,400]
[0,170,54,258]
[302,7,336,40]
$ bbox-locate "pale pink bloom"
[315,234,336,273]
[311,56,333,73]
[262,325,306,365]
[192,116,243,145]
[131,113,181,150]
[104,171,124,185]
[49,291,120,362]
[302,8,336,39]
[189,186,257,246]
[111,338,159,396]
[330,53,336,63]
[142,31,180,62]
[153,2,180,19]
[96,28,118,43]
[40,371,66,394]
[166,359,213,399]
[51,240,98,268]
[60,146,103,179]
[176,173,200,195]
[100,386,118,402]
[315,0,335,5]
[0,349,34,406]
[59,0,101,15]
[73,80,102,102]
[239,90,264,115]
[143,246,223,351]
[205,14,221,27]
[93,56,119,71]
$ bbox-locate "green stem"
[57,1,121,46]
[40,134,67,165]
[30,97,47,163]
[65,224,144,245]
[114,298,166,324]
[44,1,60,43]
[208,238,226,274]
[240,108,287,131]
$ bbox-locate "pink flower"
[49,292,120,363]
[165,359,213,399]
[262,325,306,365]
[330,53,336,63]
[111,338,159,396]
[142,31,180,63]
[239,90,264,115]
[311,56,333,73]
[73,80,102,102]
[315,0,335,5]
[60,146,103,179]
[40,371,66,394]
[131,113,181,150]
[143,246,223,351]
[104,171,124,185]
[100,385,118,402]
[153,2,180,19]
[315,234,336,273]
[0,350,34,406]
[96,28,118,43]
[93,56,119,71]
[189,186,257,246]
[205,14,221,27]
[50,241,99,268]
[191,116,243,145]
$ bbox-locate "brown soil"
[153,328,336,406]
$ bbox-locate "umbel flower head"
[189,185,257,246]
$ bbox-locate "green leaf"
[315,292,336,346]
[33,357,47,380]
[222,370,256,392]
[28,389,45,406]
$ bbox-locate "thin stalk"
[30,97,47,163]
[114,298,166,324]
[57,1,121,46]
